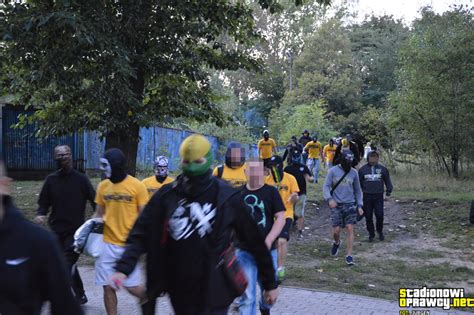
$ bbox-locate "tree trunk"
[451,152,459,178]
[105,124,140,176]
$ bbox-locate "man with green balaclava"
[112,134,279,315]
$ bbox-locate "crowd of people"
[0,129,393,315]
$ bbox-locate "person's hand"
[358,207,364,216]
[263,288,279,305]
[264,237,273,250]
[328,199,337,209]
[109,272,127,291]
[288,194,298,204]
[34,215,47,225]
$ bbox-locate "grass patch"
[393,247,445,259]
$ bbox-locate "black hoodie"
[0,197,82,315]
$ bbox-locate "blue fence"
[2,106,260,175]
[2,106,84,172]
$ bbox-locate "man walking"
[0,158,83,315]
[213,142,247,188]
[34,145,95,304]
[142,156,174,198]
[359,151,393,242]
[111,135,278,315]
[304,135,323,183]
[323,151,364,266]
[258,130,277,167]
[323,139,337,168]
[333,134,360,167]
[94,148,149,315]
[282,136,303,165]
[265,156,299,281]
[299,130,312,165]
[237,158,286,315]
[284,151,313,240]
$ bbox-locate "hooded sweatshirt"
[0,197,83,315]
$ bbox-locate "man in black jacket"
[333,134,361,167]
[34,145,95,304]
[0,159,82,315]
[358,151,393,242]
[299,130,311,165]
[111,134,278,315]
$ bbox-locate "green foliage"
[289,15,362,116]
[389,6,474,176]
[269,100,336,144]
[349,15,409,108]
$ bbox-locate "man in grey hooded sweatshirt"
[323,151,364,266]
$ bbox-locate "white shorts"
[95,242,142,287]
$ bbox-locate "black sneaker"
[368,235,375,242]
[297,231,303,240]
[330,241,340,256]
[379,233,385,241]
[77,293,88,305]
[260,309,270,315]
[345,255,355,266]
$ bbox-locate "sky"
[341,0,473,23]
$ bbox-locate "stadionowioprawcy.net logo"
[399,287,473,311]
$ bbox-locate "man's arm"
[383,167,394,196]
[265,211,285,250]
[35,178,51,224]
[304,174,314,183]
[93,204,105,218]
[322,169,334,202]
[84,177,96,211]
[353,171,363,208]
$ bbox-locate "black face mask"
[103,149,128,184]
[155,175,167,183]
[178,169,213,198]
[341,153,354,172]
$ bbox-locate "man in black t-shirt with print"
[284,150,313,240]
[237,158,286,315]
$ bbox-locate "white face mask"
[99,158,112,178]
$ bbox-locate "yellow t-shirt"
[142,176,174,198]
[258,138,277,159]
[212,165,247,188]
[305,141,322,159]
[265,172,299,219]
[323,144,337,163]
[95,176,149,246]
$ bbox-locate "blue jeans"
[307,158,321,182]
[236,249,278,315]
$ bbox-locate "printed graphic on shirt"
[103,193,133,202]
[244,194,266,228]
[169,199,216,240]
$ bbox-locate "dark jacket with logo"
[115,176,277,311]
[358,163,393,195]
[0,197,82,315]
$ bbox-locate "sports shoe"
[260,308,270,315]
[346,255,355,266]
[297,231,303,240]
[330,241,340,256]
[277,267,286,282]
[368,235,375,242]
[378,232,385,241]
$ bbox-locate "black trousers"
[363,193,384,237]
[56,232,85,297]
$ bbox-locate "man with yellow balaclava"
[111,134,279,315]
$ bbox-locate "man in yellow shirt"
[93,148,149,315]
[258,130,277,166]
[323,138,337,168]
[212,142,247,188]
[304,135,323,183]
[142,156,174,198]
[264,156,299,282]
